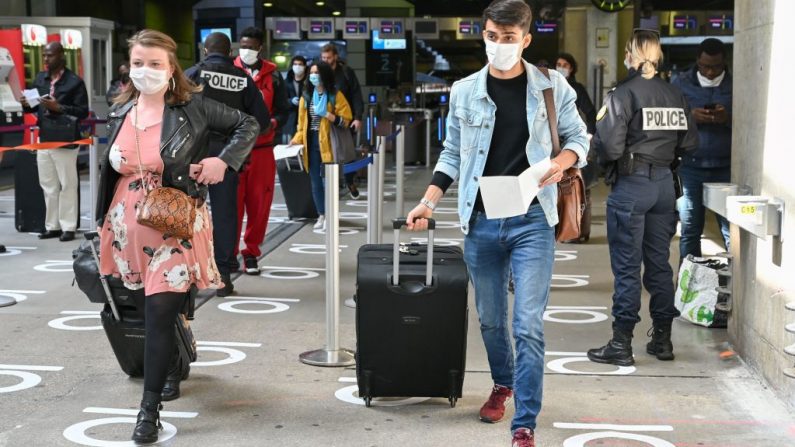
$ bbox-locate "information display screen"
[200,28,232,42]
[372,30,406,50]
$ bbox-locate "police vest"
[196,61,247,112]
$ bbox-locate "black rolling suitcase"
[356,219,469,407]
[13,150,46,233]
[276,154,318,219]
[76,232,196,377]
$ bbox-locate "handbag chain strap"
[132,103,151,198]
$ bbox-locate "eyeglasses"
[697,62,725,71]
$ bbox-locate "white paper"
[22,88,41,108]
[479,158,552,219]
[273,144,303,160]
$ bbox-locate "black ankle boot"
[646,321,675,361]
[587,327,634,366]
[161,351,188,402]
[131,391,163,444]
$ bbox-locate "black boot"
[587,327,634,366]
[646,320,675,361]
[131,391,163,444]
[161,350,189,401]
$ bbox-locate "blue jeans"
[307,131,325,215]
[677,165,731,258]
[463,204,555,431]
[607,166,679,330]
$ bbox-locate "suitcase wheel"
[449,397,457,408]
[364,396,372,407]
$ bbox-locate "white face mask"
[292,64,305,77]
[555,67,570,78]
[129,66,169,95]
[624,57,634,71]
[697,70,725,88]
[239,48,259,66]
[485,39,521,71]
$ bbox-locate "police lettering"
[200,70,247,92]
[641,107,688,131]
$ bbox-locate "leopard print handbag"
[132,104,197,241]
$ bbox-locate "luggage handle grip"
[392,217,434,287]
[392,217,435,230]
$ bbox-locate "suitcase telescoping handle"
[392,218,435,287]
[84,231,122,321]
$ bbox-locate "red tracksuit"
[233,57,280,259]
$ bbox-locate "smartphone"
[40,94,52,100]
[189,164,203,178]
[704,103,717,110]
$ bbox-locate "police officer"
[184,32,270,297]
[588,29,698,366]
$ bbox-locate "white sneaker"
[313,215,325,230]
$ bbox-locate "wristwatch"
[420,197,436,211]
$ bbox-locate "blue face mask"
[309,73,321,87]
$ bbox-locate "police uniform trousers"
[606,163,681,331]
[235,146,276,259]
[37,148,79,232]
[208,142,240,276]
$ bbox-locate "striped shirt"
[309,101,322,131]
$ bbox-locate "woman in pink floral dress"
[96,29,258,444]
[99,116,223,294]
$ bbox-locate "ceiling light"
[263,2,273,6]
[332,11,341,16]
[316,1,325,5]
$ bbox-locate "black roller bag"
[73,232,196,377]
[355,219,469,407]
[276,154,318,219]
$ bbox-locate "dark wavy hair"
[557,52,578,77]
[305,61,337,96]
[286,55,307,82]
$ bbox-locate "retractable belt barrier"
[1,120,108,225]
[0,120,108,152]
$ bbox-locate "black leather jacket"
[96,95,259,226]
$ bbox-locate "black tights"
[144,292,185,394]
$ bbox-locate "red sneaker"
[479,384,513,423]
[512,428,535,447]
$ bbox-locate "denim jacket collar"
[471,60,554,101]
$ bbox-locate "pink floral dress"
[99,116,223,295]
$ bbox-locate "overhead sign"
[60,29,83,49]
[307,18,335,40]
[413,19,439,40]
[273,18,301,40]
[343,19,369,40]
[21,24,47,46]
[456,18,482,40]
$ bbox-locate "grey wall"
[731,0,795,409]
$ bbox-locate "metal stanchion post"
[376,134,386,244]
[88,135,99,226]
[423,109,432,167]
[395,124,405,217]
[300,163,355,367]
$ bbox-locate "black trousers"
[606,164,680,332]
[209,169,239,276]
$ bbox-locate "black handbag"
[39,113,80,148]
[72,238,107,304]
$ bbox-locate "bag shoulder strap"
[539,67,562,158]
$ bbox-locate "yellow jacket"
[291,90,353,171]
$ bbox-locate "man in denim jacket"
[406,1,588,445]
[671,38,732,258]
